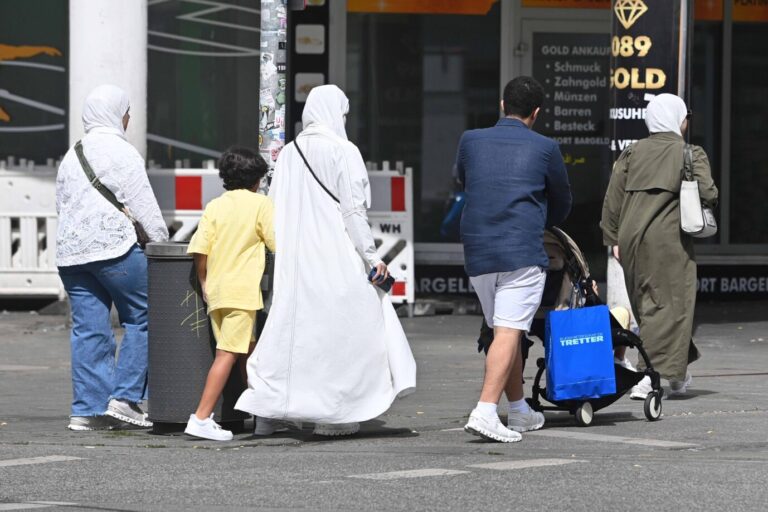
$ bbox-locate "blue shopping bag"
[544,305,616,401]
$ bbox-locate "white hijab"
[301,84,349,140]
[82,85,130,137]
[645,93,687,136]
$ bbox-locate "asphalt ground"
[1,302,767,511]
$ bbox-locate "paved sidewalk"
[1,304,767,511]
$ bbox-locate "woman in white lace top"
[56,85,168,432]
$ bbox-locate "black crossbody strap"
[294,140,340,204]
[682,143,694,182]
[74,140,125,212]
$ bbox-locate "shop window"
[147,0,261,167]
[689,18,722,244]
[0,0,68,165]
[346,3,501,243]
[730,21,768,244]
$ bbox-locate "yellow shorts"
[209,308,256,354]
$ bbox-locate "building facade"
[1,0,766,299]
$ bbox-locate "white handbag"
[680,144,717,238]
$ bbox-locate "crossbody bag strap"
[294,140,340,204]
[74,140,125,212]
[682,143,694,182]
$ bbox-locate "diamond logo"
[614,0,649,30]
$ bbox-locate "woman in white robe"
[235,85,416,435]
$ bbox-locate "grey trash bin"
[145,242,248,434]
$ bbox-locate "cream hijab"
[82,85,130,138]
[645,93,687,136]
[301,84,349,140]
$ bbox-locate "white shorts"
[470,266,547,331]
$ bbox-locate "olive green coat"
[601,133,718,380]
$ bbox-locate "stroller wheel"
[574,402,593,427]
[644,391,662,421]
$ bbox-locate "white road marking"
[0,365,50,372]
[0,456,83,468]
[468,458,587,470]
[0,503,77,511]
[527,429,697,448]
[0,505,52,511]
[348,468,469,480]
[440,427,465,432]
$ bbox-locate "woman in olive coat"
[601,93,718,399]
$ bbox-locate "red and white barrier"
[367,161,415,306]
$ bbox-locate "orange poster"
[348,0,498,14]
[522,0,610,7]
[695,0,723,21]
[734,0,768,22]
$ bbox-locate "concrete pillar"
[69,0,147,156]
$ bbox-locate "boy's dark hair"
[217,146,268,191]
[503,76,545,118]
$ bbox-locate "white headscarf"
[645,93,687,136]
[82,85,130,137]
[301,85,349,140]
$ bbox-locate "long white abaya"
[235,86,416,424]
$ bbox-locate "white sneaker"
[464,410,522,443]
[615,357,637,372]
[104,399,152,428]
[253,417,302,436]
[313,422,360,437]
[507,410,545,433]
[184,414,233,441]
[668,371,692,397]
[630,375,652,400]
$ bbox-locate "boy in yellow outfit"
[184,147,275,441]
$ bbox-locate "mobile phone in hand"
[368,267,395,293]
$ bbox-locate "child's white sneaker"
[630,375,652,400]
[184,414,233,441]
[615,356,637,372]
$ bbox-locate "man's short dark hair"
[218,146,268,191]
[503,77,545,118]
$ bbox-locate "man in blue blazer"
[457,76,572,443]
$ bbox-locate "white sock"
[475,401,499,419]
[508,398,531,415]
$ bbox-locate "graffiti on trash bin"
[180,289,207,337]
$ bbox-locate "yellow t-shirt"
[187,189,276,312]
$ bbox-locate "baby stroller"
[477,227,663,426]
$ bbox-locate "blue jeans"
[59,245,149,416]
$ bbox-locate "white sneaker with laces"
[668,371,692,397]
[184,414,233,441]
[615,357,637,372]
[464,410,522,443]
[507,410,545,433]
[104,399,152,428]
[630,375,652,400]
[313,422,360,437]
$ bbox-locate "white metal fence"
[1,160,414,301]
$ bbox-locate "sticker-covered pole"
[259,0,288,191]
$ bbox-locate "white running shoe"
[668,371,692,397]
[184,414,233,441]
[507,410,545,433]
[615,357,637,372]
[464,410,522,443]
[104,399,152,428]
[630,375,652,400]
[313,422,360,437]
[67,415,116,431]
